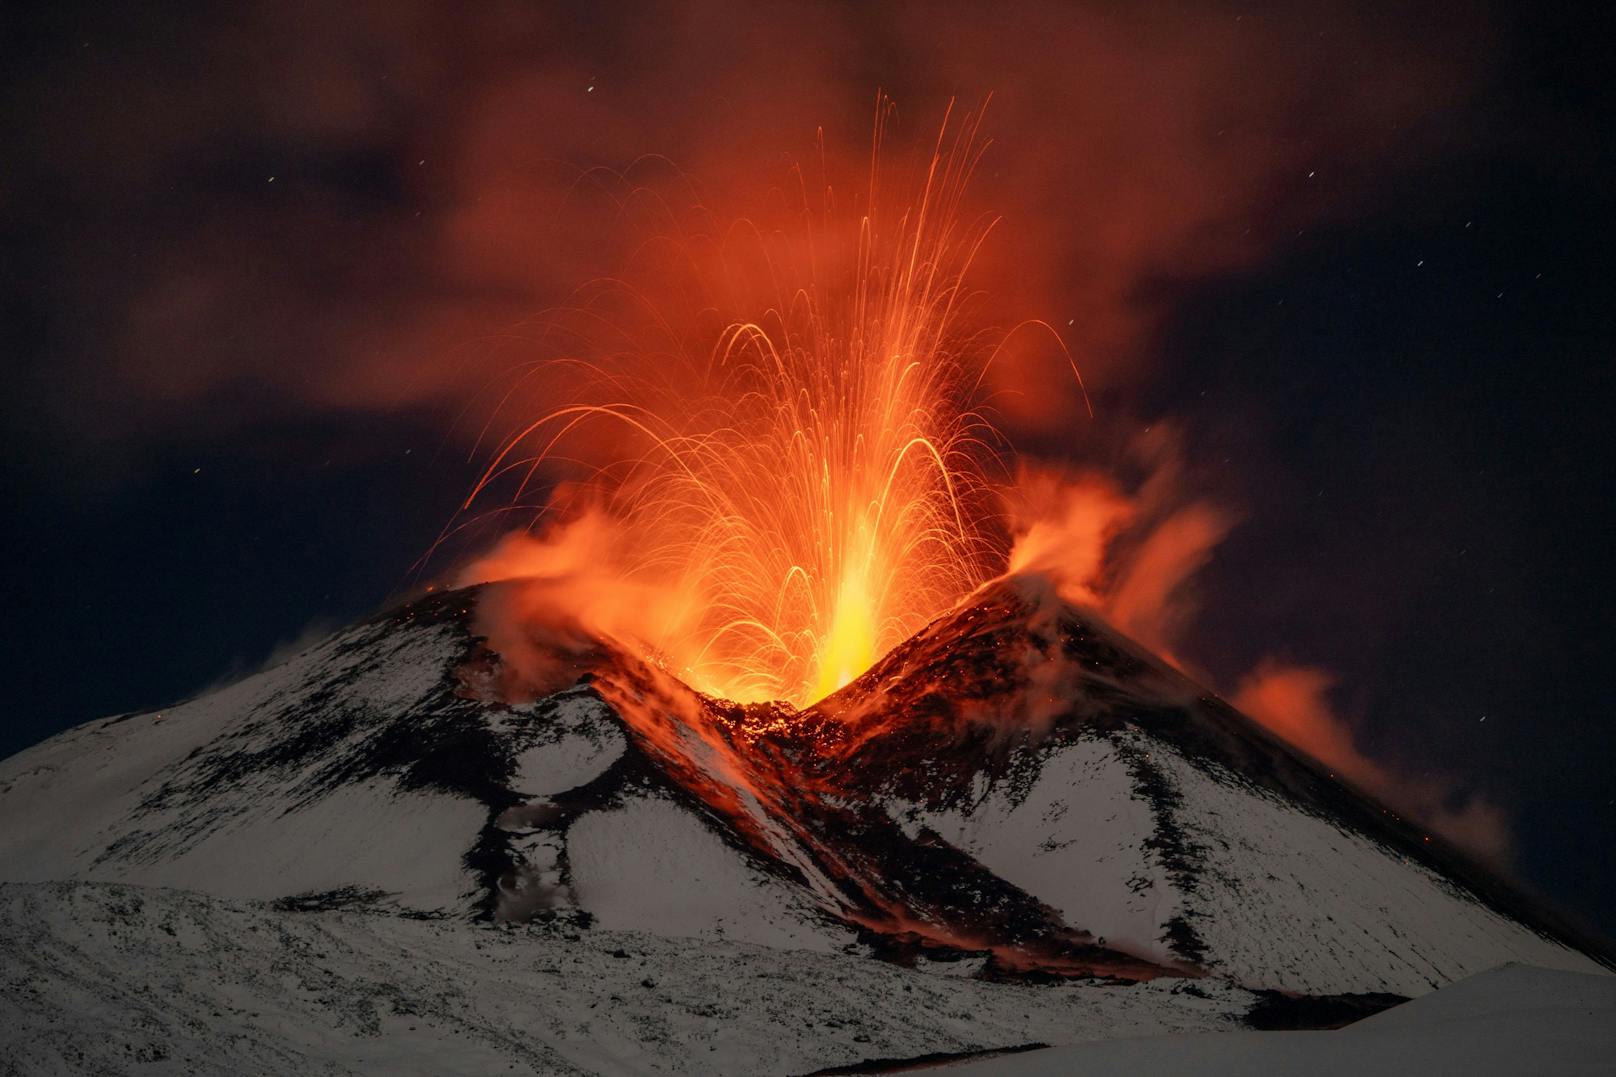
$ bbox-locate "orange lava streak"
[461,100,1008,707]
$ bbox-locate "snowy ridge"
[883,728,1599,994]
[0,605,486,914]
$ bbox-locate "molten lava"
[458,101,1015,707]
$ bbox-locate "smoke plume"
[1234,661,1512,862]
[1006,426,1237,666]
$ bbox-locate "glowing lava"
[818,566,878,698]
[458,101,1020,708]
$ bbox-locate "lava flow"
[503,586,1194,983]
[454,100,1056,709]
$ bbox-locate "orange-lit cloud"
[456,507,703,700]
[8,1,1491,454]
[1005,425,1237,664]
[1233,660,1512,863]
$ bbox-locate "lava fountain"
[455,99,1075,709]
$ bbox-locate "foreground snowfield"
[5,882,1609,1075]
[944,963,1616,1077]
[0,881,1251,1076]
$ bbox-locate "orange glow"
[457,101,1008,707]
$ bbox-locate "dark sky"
[3,1,1612,937]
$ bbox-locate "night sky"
[3,1,1612,938]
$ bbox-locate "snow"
[888,739,1176,962]
[497,694,627,797]
[880,724,1602,995]
[1147,736,1605,994]
[109,778,484,912]
[565,795,851,952]
[0,668,276,883]
[940,963,1616,1076]
[339,623,471,712]
[0,618,484,912]
[0,881,1252,1076]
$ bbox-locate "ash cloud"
[5,0,1489,459]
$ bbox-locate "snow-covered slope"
[0,591,844,951]
[0,603,487,914]
[795,576,1609,994]
[0,575,1606,1028]
[876,723,1595,994]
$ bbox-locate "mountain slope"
[787,575,1610,993]
[0,577,1606,1003]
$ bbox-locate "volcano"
[0,576,1609,1073]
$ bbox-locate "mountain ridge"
[0,576,1606,1001]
